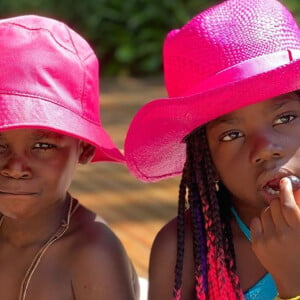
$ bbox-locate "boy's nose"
[0,156,32,179]
[249,133,283,165]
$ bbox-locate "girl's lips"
[262,177,281,196]
[260,170,292,191]
[263,175,300,192]
[260,175,300,204]
[260,173,288,203]
[265,177,280,189]
[260,188,280,205]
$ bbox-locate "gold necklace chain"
[0,194,79,300]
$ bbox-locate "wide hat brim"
[125,52,300,181]
[0,93,124,163]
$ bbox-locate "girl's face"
[0,128,93,219]
[206,92,300,218]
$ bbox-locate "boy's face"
[0,128,93,219]
[206,92,300,220]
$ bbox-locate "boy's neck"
[0,197,70,248]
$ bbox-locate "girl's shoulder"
[151,209,193,253]
[148,216,178,299]
[149,210,195,300]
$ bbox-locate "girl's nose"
[249,133,284,165]
[0,155,32,179]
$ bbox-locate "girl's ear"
[78,142,96,164]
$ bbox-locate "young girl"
[0,15,139,299]
[125,0,300,299]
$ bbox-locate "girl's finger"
[250,216,263,242]
[269,198,289,232]
[279,177,300,227]
[260,206,275,236]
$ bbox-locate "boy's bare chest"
[0,242,74,300]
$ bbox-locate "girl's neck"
[231,201,263,228]
[0,197,69,248]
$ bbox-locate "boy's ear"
[78,142,96,164]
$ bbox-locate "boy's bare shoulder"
[65,203,138,299]
[67,203,132,270]
[67,204,119,251]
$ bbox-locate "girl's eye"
[219,130,243,142]
[33,143,56,150]
[273,114,296,125]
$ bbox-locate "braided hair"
[173,126,243,299]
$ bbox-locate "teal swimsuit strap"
[230,207,278,300]
[231,207,251,241]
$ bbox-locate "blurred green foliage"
[0,0,219,76]
[0,0,299,76]
[283,0,300,18]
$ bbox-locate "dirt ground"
[70,77,179,278]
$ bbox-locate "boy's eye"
[219,130,243,142]
[0,144,7,154]
[273,114,296,125]
[33,143,56,150]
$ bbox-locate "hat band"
[181,49,300,96]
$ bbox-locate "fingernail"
[280,177,290,188]
[280,177,288,185]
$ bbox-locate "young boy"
[0,15,139,300]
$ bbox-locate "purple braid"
[173,126,243,299]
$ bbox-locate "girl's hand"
[250,177,300,298]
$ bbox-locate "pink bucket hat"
[0,15,123,163]
[125,0,300,181]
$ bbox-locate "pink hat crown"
[0,15,100,124]
[0,15,124,162]
[164,0,300,98]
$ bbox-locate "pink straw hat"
[125,0,300,181]
[0,15,123,163]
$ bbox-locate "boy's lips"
[0,190,37,195]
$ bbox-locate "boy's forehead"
[0,128,65,139]
[31,129,64,139]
